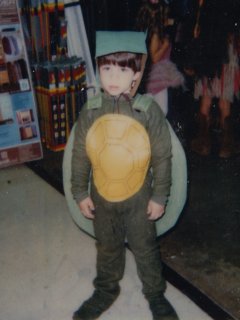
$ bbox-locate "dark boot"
[218,116,236,158]
[72,289,120,320]
[148,295,179,320]
[191,113,211,156]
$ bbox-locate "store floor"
[0,165,215,320]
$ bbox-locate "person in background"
[135,0,184,116]
[190,0,240,158]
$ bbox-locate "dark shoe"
[72,290,118,320]
[149,295,179,320]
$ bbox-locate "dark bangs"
[97,52,142,73]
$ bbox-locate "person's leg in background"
[218,98,235,158]
[191,95,212,156]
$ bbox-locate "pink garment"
[146,59,185,95]
[146,43,184,95]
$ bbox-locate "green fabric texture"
[86,93,153,112]
[95,31,147,57]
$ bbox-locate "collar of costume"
[87,92,153,114]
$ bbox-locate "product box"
[0,0,42,168]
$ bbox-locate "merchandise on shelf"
[33,57,87,151]
[0,0,42,168]
[19,0,88,151]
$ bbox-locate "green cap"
[95,31,147,58]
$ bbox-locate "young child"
[189,0,240,158]
[71,31,179,320]
[135,0,184,116]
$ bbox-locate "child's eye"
[102,65,111,71]
[121,67,128,72]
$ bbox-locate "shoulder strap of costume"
[132,94,153,112]
[87,93,102,109]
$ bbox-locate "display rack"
[33,57,86,151]
[18,0,87,151]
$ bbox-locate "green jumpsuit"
[71,91,172,303]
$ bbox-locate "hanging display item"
[0,0,42,168]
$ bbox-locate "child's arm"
[147,100,172,208]
[71,108,92,205]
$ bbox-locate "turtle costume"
[69,31,182,320]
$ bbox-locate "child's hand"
[78,197,95,219]
[147,200,165,221]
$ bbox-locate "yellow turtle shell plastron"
[86,114,151,202]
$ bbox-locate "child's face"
[99,64,140,96]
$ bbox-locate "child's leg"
[93,200,126,298]
[191,95,212,156]
[218,98,235,158]
[124,186,179,320]
[199,95,212,119]
[219,98,231,126]
[125,196,166,298]
[73,195,125,320]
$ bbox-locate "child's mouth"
[109,85,119,90]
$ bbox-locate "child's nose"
[110,69,119,79]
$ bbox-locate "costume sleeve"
[147,101,172,205]
[71,107,91,203]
